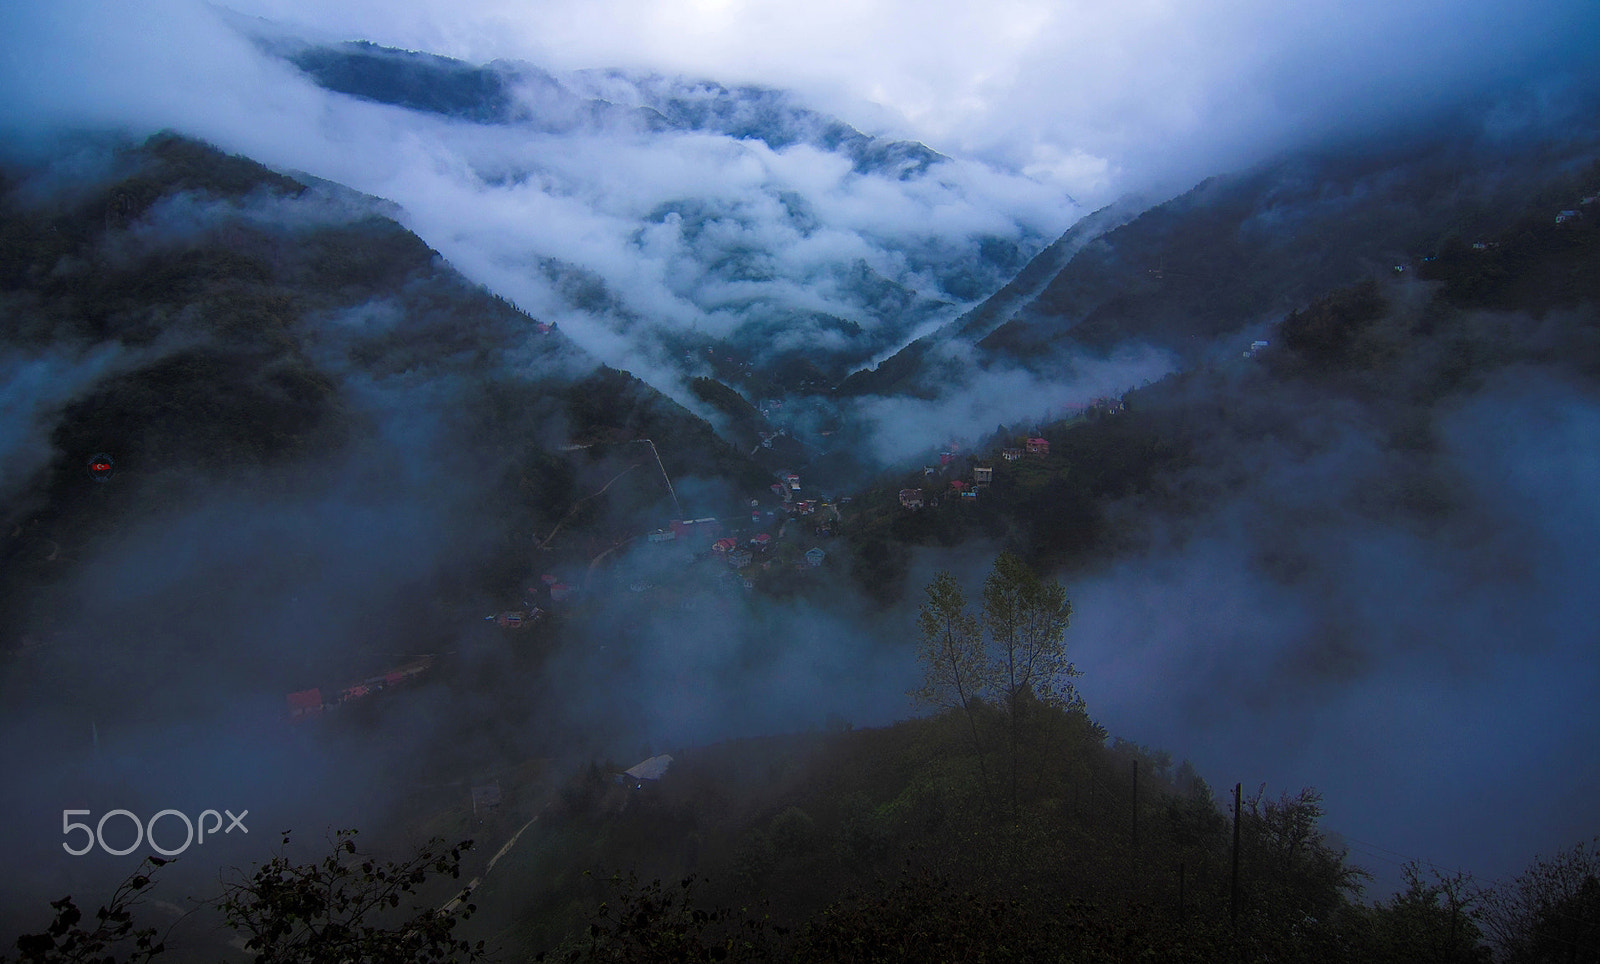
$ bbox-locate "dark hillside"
[836,105,1600,408]
[473,698,1375,962]
[0,133,760,648]
[837,166,1600,599]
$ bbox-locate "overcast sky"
[188,0,1597,200]
[4,0,1597,202]
[4,0,1600,907]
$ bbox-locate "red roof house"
[287,689,323,722]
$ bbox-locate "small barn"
[471,782,502,818]
[623,754,674,789]
[287,689,323,722]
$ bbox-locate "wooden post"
[1230,782,1242,933]
[1131,759,1139,855]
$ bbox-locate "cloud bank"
[1068,368,1600,892]
[0,0,1080,406]
[201,0,1600,202]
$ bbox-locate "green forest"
[4,130,1598,964]
[8,554,1597,962]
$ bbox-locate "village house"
[729,549,753,569]
[974,465,993,484]
[1002,448,1023,461]
[1026,437,1050,455]
[620,754,673,790]
[670,518,722,543]
[471,782,502,819]
[493,611,531,629]
[899,488,924,509]
[287,689,323,722]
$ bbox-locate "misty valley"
[3,17,1600,964]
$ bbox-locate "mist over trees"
[2,7,1599,960]
[913,554,1080,818]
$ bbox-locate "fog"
[3,0,1599,932]
[1069,361,1600,892]
[1,0,1082,414]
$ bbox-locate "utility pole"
[1230,782,1242,933]
[1130,759,1139,857]
[634,438,682,517]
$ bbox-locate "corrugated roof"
[624,754,674,782]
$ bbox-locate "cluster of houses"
[286,655,436,722]
[708,531,827,571]
[900,436,1048,509]
[486,573,585,630]
[1556,195,1598,224]
[896,400,1127,512]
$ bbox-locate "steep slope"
[837,195,1148,398]
[240,33,1075,397]
[0,132,760,654]
[842,99,1600,403]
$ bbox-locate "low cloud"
[1066,367,1600,891]
[854,345,1175,464]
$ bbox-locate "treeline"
[5,557,1595,961]
[0,132,768,640]
[842,403,1189,603]
[497,558,1586,962]
[840,163,1600,606]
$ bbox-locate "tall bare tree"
[979,552,1077,818]
[911,570,988,786]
